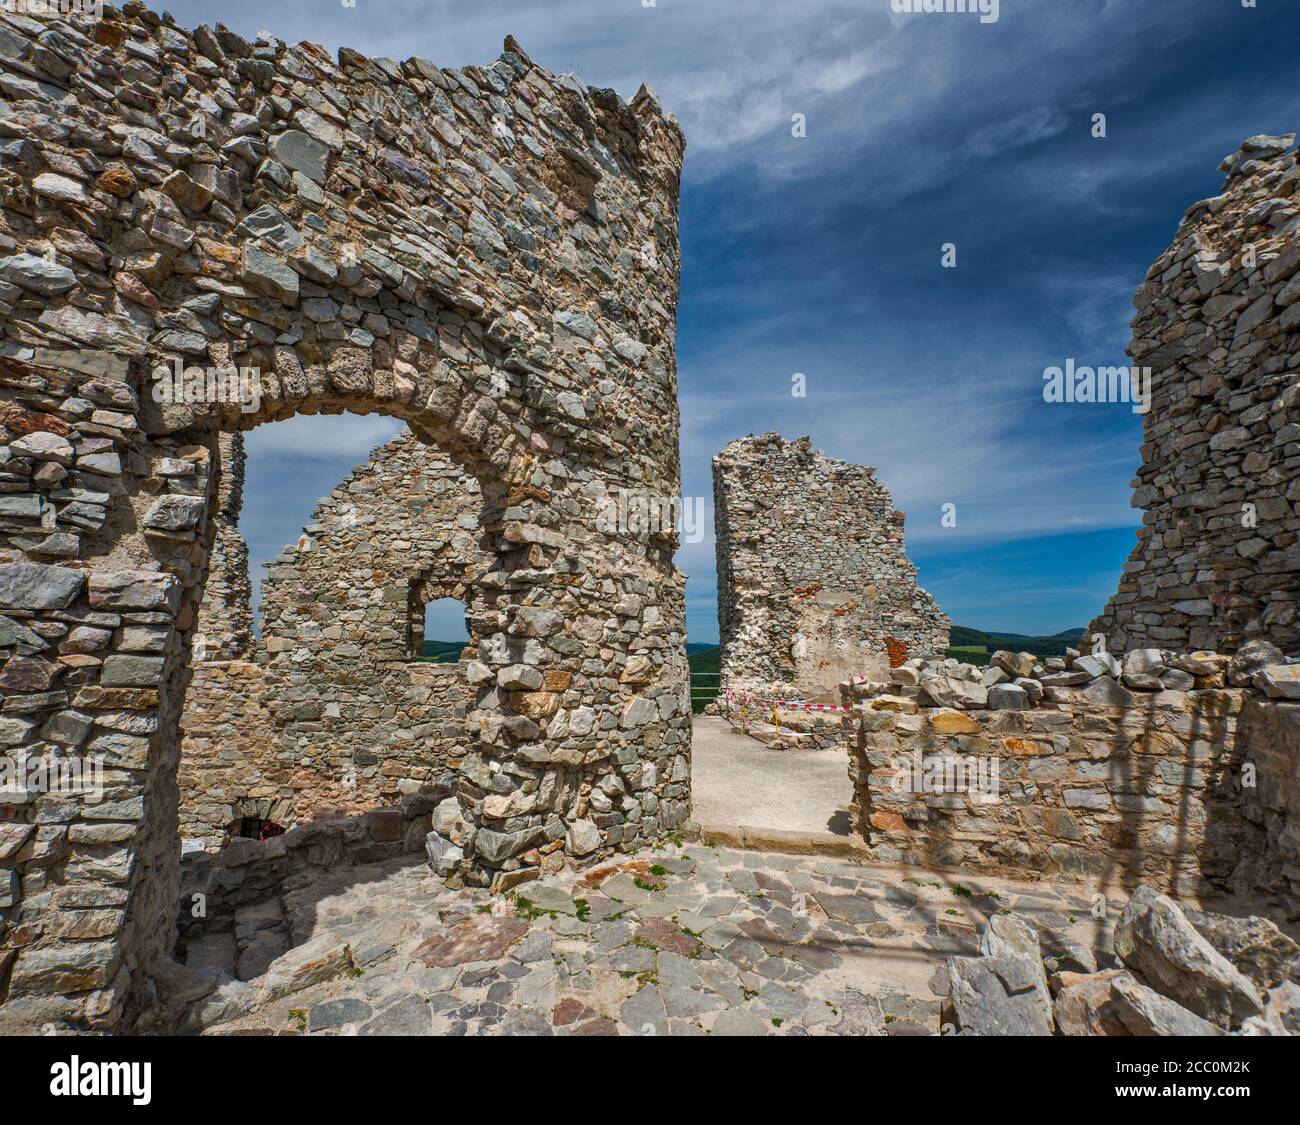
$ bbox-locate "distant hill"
[688,645,720,713]
[424,630,1082,677]
[419,639,470,664]
[946,626,1085,665]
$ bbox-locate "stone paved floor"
[205,841,1135,1036]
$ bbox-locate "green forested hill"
[688,645,720,713]
[945,626,1085,665]
[418,640,469,664]
[421,627,1076,683]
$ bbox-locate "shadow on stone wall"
[845,685,1296,930]
[175,777,453,984]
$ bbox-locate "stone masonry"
[192,431,252,661]
[0,3,688,1032]
[1091,132,1300,653]
[179,427,488,849]
[713,433,949,700]
[843,644,1300,916]
[174,788,452,993]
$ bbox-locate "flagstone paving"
[206,842,1132,1036]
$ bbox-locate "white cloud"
[244,412,406,460]
[967,106,1070,160]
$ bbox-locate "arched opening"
[169,400,505,988]
[179,414,492,851]
[241,411,406,634]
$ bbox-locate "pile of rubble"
[719,696,846,751]
[946,886,1299,1035]
[847,636,1299,713]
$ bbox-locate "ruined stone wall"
[1241,697,1300,917]
[1091,133,1300,653]
[0,2,687,1032]
[178,428,488,849]
[178,658,280,849]
[175,787,448,993]
[712,433,949,700]
[844,648,1300,915]
[194,432,252,660]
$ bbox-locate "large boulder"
[1183,907,1300,993]
[1115,887,1263,1029]
[981,912,1044,967]
[990,650,1036,678]
[1122,647,1167,690]
[1110,976,1223,1036]
[919,671,988,710]
[1073,652,1120,679]
[947,915,1053,1035]
[1172,651,1230,676]
[1122,648,1165,678]
[425,832,463,877]
[260,935,355,1001]
[430,796,466,844]
[1228,639,1285,687]
[1040,927,1098,975]
[1082,675,1135,707]
[1052,970,1132,1036]
[948,956,1053,1035]
[178,974,257,1033]
[566,818,601,856]
[0,563,85,610]
[987,682,1030,711]
[1256,664,1300,700]
[1264,981,1300,1035]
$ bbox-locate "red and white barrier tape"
[725,689,853,713]
[781,701,853,712]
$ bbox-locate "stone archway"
[0,4,688,1032]
[177,426,491,850]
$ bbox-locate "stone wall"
[194,432,252,661]
[712,433,949,699]
[175,783,450,989]
[1241,696,1300,917]
[1090,132,1300,653]
[0,2,688,1032]
[178,658,282,848]
[178,428,487,849]
[843,647,1300,916]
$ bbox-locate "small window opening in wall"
[236,817,285,841]
[418,596,471,663]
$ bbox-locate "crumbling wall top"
[1090,132,1300,654]
[712,432,949,699]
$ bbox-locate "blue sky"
[168,0,1300,643]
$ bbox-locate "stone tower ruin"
[0,3,688,1032]
[712,433,949,700]
[1090,133,1300,654]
